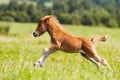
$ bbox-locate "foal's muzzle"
[33,32,38,37]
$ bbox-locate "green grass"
[0,22,120,80]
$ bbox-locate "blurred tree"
[81,14,96,26]
[8,0,19,11]
[53,0,69,13]
[18,2,28,11]
[0,4,8,11]
[0,0,119,28]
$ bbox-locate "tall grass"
[0,22,120,80]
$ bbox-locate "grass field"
[0,21,120,80]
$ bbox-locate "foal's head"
[33,15,52,37]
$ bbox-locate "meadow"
[0,21,120,80]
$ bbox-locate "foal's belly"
[60,41,82,53]
[61,48,79,53]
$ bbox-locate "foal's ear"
[44,16,52,23]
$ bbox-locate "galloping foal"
[33,15,112,70]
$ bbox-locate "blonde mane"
[50,16,65,31]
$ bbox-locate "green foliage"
[52,0,120,28]
[99,14,119,28]
[0,0,120,28]
[81,14,96,26]
[57,13,81,25]
[0,0,45,23]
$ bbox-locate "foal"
[33,15,112,70]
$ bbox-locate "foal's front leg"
[33,46,58,67]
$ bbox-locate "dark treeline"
[0,0,120,28]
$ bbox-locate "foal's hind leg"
[85,48,112,70]
[92,54,112,70]
[80,50,100,68]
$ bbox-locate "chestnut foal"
[33,15,112,70]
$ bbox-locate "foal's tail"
[91,35,108,43]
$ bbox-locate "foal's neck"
[47,22,64,34]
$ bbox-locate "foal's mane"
[50,16,65,31]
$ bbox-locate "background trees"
[0,0,120,28]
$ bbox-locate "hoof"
[33,61,43,67]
